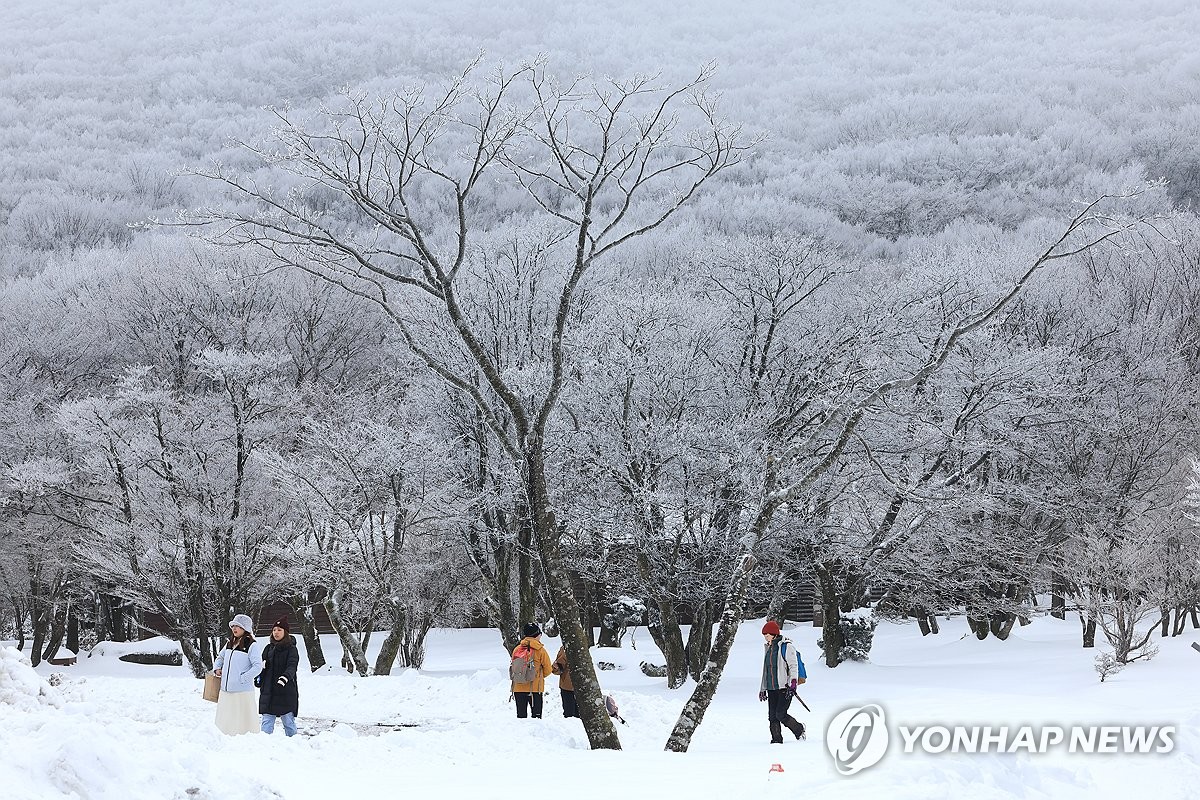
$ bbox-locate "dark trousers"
[560,689,577,718]
[515,691,543,719]
[766,688,793,722]
[766,687,804,742]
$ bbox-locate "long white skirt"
[215,690,259,735]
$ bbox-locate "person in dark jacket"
[257,615,300,736]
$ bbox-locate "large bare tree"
[189,60,746,750]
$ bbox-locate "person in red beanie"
[758,619,806,743]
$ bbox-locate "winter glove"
[758,690,767,702]
[253,675,261,688]
[277,676,289,687]
[789,679,798,692]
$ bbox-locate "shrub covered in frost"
[817,607,878,662]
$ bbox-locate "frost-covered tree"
[0,457,88,666]
[665,195,1150,751]
[56,354,295,677]
[192,61,746,750]
[263,385,476,675]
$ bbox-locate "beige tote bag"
[202,671,220,702]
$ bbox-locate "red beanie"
[273,616,290,633]
[762,620,781,636]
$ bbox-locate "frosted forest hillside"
[4,0,1200,772]
[1,0,1198,273]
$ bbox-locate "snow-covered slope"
[1,618,1197,799]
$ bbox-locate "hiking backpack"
[509,644,539,684]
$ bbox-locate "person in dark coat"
[257,615,300,736]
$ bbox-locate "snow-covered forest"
[4,0,1200,761]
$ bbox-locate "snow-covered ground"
[2,617,1198,799]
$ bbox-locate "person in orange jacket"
[510,622,554,719]
[551,645,576,718]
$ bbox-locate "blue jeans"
[261,713,297,736]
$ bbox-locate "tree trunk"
[633,538,685,685]
[666,554,757,752]
[41,603,67,662]
[490,537,521,653]
[1050,571,1067,620]
[98,593,128,643]
[12,599,25,651]
[649,601,688,689]
[526,450,621,750]
[685,601,714,683]
[356,593,380,658]
[372,606,433,673]
[766,570,789,625]
[990,612,1016,641]
[495,573,520,654]
[30,626,45,666]
[517,503,539,633]
[296,599,326,671]
[323,586,369,676]
[66,606,79,654]
[178,632,208,678]
[29,579,49,668]
[399,613,434,669]
[597,592,621,648]
[814,565,844,667]
[461,416,523,656]
[1080,612,1096,648]
[374,608,405,675]
[581,580,597,648]
[914,608,940,635]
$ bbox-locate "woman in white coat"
[213,614,262,735]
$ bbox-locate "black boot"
[769,720,783,744]
[783,716,806,740]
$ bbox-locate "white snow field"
[2,618,1198,800]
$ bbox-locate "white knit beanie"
[229,614,254,633]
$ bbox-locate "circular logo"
[826,704,889,776]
